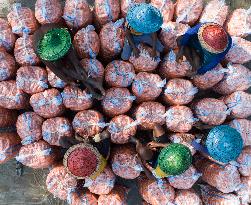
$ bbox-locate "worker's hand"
[147,141,168,150]
[147,142,159,151]
[133,47,140,58]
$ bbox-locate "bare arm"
[147,141,169,150]
[130,136,154,161]
[136,155,156,180]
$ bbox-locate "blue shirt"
[180,23,232,75]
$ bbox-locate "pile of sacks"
[0,0,250,204]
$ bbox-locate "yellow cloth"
[154,165,168,178]
[90,156,107,180]
[125,21,143,36]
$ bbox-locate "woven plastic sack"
[16,112,44,145]
[0,18,16,52]
[129,43,161,73]
[111,145,143,179]
[175,0,203,25]
[135,101,166,130]
[73,25,100,59]
[16,66,48,94]
[151,0,174,23]
[30,88,65,118]
[105,60,135,88]
[223,91,251,119]
[7,3,39,36]
[102,87,135,117]
[213,64,251,95]
[225,37,251,64]
[99,19,125,61]
[97,186,128,205]
[16,140,59,169]
[237,146,251,177]
[84,166,116,195]
[165,105,196,132]
[192,64,225,90]
[199,0,229,26]
[42,117,73,147]
[200,185,241,205]
[46,67,67,89]
[94,0,120,26]
[236,176,251,205]
[229,119,251,146]
[132,72,165,102]
[0,49,16,81]
[174,189,202,205]
[168,166,201,189]
[46,165,78,200]
[193,98,228,126]
[14,35,41,66]
[67,189,98,205]
[226,7,251,37]
[163,78,198,105]
[195,158,242,193]
[0,80,29,109]
[138,175,175,205]
[120,0,146,18]
[35,0,62,25]
[72,109,105,139]
[159,22,190,50]
[159,49,192,78]
[0,132,21,164]
[80,58,105,80]
[108,115,137,144]
[63,0,92,30]
[61,85,93,111]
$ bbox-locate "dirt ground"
[0,0,250,205]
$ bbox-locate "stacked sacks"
[35,0,62,25]
[0,132,21,164]
[7,3,39,36]
[138,175,175,205]
[0,49,16,81]
[99,19,125,61]
[111,145,143,179]
[225,37,251,64]
[94,0,120,26]
[199,0,229,26]
[0,1,250,205]
[121,0,146,18]
[175,0,203,25]
[151,0,174,24]
[73,25,100,59]
[0,18,16,52]
[63,0,93,30]
[159,22,190,51]
[159,49,193,78]
[226,7,251,38]
[14,35,40,66]
[129,43,160,73]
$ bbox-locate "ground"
[0,0,250,205]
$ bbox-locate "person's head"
[205,125,243,164]
[198,23,230,54]
[63,143,107,179]
[155,143,192,177]
[126,3,163,34]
